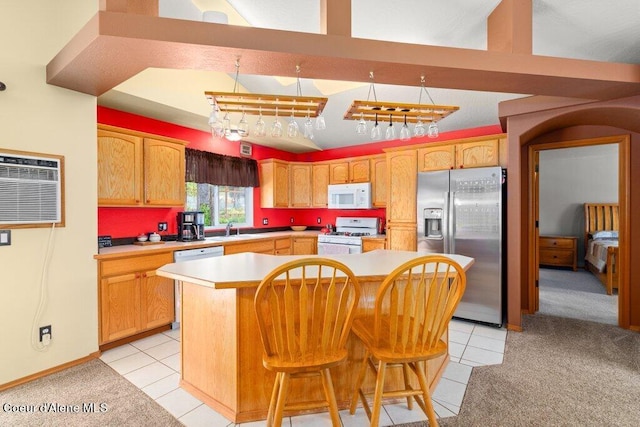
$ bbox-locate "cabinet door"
[98,129,143,206]
[260,160,290,208]
[386,150,417,223]
[362,238,386,252]
[456,139,499,169]
[292,237,317,255]
[144,138,186,206]
[289,163,312,207]
[100,273,141,343]
[370,155,387,207]
[418,145,455,172]
[140,270,175,330]
[311,163,330,207]
[349,159,370,182]
[329,162,349,184]
[274,237,292,255]
[386,223,417,251]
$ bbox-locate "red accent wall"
[97,106,500,237]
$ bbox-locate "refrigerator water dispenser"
[423,208,443,239]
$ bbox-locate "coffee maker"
[177,211,205,241]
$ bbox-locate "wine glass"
[399,115,411,141]
[207,104,219,127]
[370,114,381,140]
[254,107,266,137]
[237,110,249,137]
[315,110,326,130]
[414,116,426,137]
[222,111,231,137]
[211,120,224,138]
[303,111,314,139]
[271,107,283,138]
[287,109,299,138]
[428,121,439,138]
[385,114,396,140]
[355,113,367,136]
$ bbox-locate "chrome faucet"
[225,222,233,237]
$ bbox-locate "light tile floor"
[100,319,506,426]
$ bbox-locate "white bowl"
[149,234,161,242]
[137,235,148,242]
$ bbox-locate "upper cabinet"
[97,125,186,207]
[259,159,290,208]
[329,159,370,184]
[417,135,507,172]
[289,163,312,207]
[370,155,387,208]
[311,163,330,208]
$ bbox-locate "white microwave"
[328,183,372,209]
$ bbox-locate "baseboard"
[0,351,100,392]
[506,323,523,332]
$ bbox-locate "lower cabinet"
[292,236,317,255]
[224,240,275,255]
[362,236,386,252]
[274,237,292,255]
[98,252,174,345]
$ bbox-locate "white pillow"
[592,230,618,240]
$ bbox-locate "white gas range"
[317,217,380,255]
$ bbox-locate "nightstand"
[539,235,578,271]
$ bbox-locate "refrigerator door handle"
[449,191,456,254]
[443,192,450,253]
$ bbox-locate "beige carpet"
[0,359,182,427]
[397,314,640,427]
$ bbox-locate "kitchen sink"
[205,234,260,241]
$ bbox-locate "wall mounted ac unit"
[0,150,64,225]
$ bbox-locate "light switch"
[0,230,10,246]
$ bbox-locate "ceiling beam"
[488,0,532,54]
[320,0,352,37]
[47,11,640,100]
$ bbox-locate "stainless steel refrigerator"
[417,166,505,326]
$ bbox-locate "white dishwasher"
[172,246,224,329]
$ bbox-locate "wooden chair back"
[372,255,466,357]
[254,258,361,365]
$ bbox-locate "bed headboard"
[584,203,619,241]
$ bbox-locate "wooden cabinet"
[386,149,417,223]
[416,135,506,172]
[311,163,330,207]
[418,144,455,172]
[386,149,417,251]
[274,237,292,255]
[292,236,317,255]
[362,236,386,252]
[98,129,143,206]
[97,125,186,207]
[98,252,174,345]
[539,235,577,271]
[143,138,186,206]
[224,240,275,255]
[329,159,370,184]
[370,155,387,207]
[260,159,289,208]
[289,163,312,207]
[456,139,499,169]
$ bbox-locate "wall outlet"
[317,217,321,224]
[39,325,52,343]
[262,218,269,225]
[0,230,10,246]
[290,217,294,224]
[158,222,168,232]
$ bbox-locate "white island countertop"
[156,249,474,289]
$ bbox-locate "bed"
[584,203,619,295]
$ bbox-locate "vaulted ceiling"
[47,0,640,152]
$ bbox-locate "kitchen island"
[156,249,474,423]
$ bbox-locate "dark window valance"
[185,148,260,187]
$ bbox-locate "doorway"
[529,135,630,328]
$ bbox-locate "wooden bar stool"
[349,255,467,427]
[254,258,361,427]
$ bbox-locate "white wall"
[539,143,618,264]
[0,1,98,385]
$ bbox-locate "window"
[185,183,253,228]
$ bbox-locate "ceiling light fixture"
[205,63,328,141]
[345,74,459,140]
